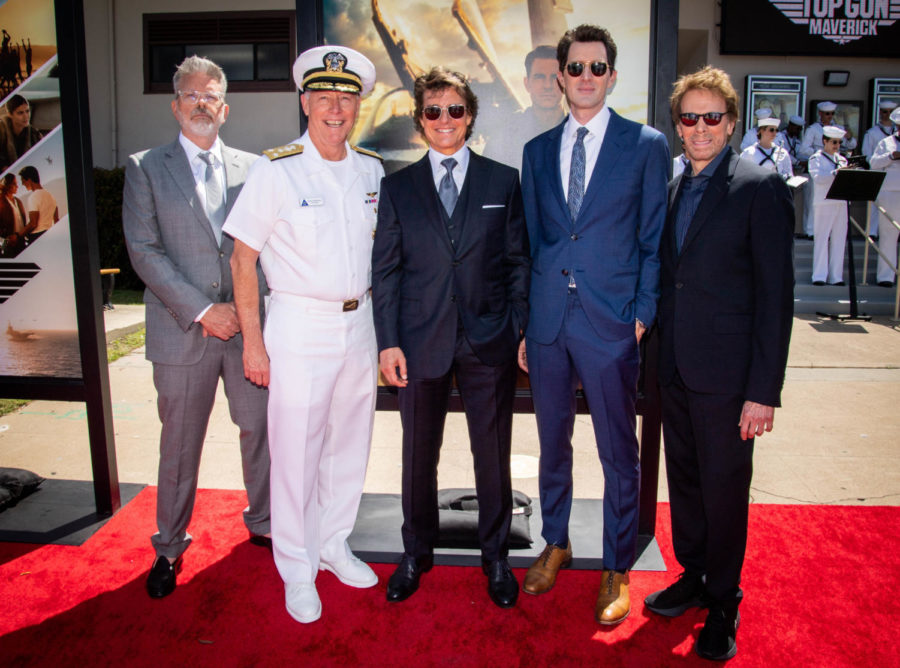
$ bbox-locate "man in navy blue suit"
[517,24,669,625]
[372,67,530,609]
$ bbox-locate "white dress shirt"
[179,133,226,216]
[560,105,610,198]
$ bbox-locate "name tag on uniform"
[300,197,324,207]
[482,204,505,209]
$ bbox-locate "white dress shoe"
[285,582,321,623]
[320,555,378,588]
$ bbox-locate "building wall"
[84,0,298,168]
[678,0,897,146]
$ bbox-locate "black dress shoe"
[482,559,518,608]
[386,553,433,602]
[645,571,706,617]
[878,281,894,288]
[249,534,272,550]
[146,555,183,599]
[812,280,826,286]
[696,605,740,661]
[832,281,846,286]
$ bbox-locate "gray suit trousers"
[150,333,270,559]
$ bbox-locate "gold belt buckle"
[342,298,359,312]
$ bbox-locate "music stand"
[817,169,886,321]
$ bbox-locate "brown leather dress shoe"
[595,570,630,625]
[523,541,572,595]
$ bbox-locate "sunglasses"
[565,61,610,78]
[679,111,726,127]
[423,104,466,121]
[762,127,778,132]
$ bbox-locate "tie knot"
[441,157,457,173]
[199,151,215,166]
[575,127,589,143]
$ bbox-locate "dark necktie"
[439,157,459,216]
[199,151,224,244]
[567,127,589,221]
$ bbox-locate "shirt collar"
[179,133,223,166]
[428,145,470,177]
[685,145,731,182]
[563,105,610,141]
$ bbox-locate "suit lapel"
[679,150,736,254]
[457,152,490,251]
[163,139,218,246]
[539,123,568,229]
[577,110,626,223]
[221,144,246,218]
[409,154,454,255]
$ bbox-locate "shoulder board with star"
[263,143,304,161]
[352,145,383,162]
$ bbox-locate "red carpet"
[1,488,897,667]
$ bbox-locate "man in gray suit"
[123,56,271,599]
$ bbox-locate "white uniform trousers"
[802,180,816,236]
[264,290,378,584]
[867,202,881,237]
[812,202,847,284]
[876,192,900,284]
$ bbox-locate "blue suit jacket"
[521,109,669,343]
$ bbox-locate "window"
[144,11,296,94]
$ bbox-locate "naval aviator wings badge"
[366,192,378,238]
[768,0,899,45]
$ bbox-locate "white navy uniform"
[775,131,802,168]
[870,133,900,285]
[863,123,895,237]
[222,132,384,585]
[800,122,857,161]
[740,142,794,180]
[808,149,849,284]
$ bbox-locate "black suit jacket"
[372,151,530,378]
[658,150,794,406]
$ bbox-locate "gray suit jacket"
[123,138,265,365]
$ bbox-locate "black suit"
[657,149,793,606]
[372,151,530,561]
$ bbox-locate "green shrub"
[94,167,144,291]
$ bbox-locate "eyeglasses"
[565,61,610,78]
[177,90,224,105]
[821,111,835,116]
[825,138,842,144]
[762,127,778,132]
[679,112,726,127]
[422,104,467,121]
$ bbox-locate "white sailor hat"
[817,101,837,112]
[755,107,773,119]
[822,125,846,140]
[879,100,898,111]
[891,107,900,125]
[789,115,805,126]
[293,45,376,95]
[758,117,780,128]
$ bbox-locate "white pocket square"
[482,204,505,209]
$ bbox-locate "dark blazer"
[521,109,670,343]
[372,151,530,378]
[658,149,794,406]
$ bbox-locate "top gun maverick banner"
[721,0,900,56]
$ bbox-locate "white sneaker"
[285,582,321,623]
[320,555,378,588]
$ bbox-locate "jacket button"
[561,269,569,276]
[675,282,683,289]
[450,295,457,302]
[212,282,219,288]
[570,233,578,241]
[219,252,225,258]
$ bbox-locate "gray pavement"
[1,305,898,507]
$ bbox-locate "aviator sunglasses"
[679,111,726,127]
[565,60,610,77]
[423,104,467,121]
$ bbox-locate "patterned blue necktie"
[567,127,589,221]
[439,157,459,216]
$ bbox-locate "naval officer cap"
[789,115,805,126]
[755,107,773,119]
[758,117,780,128]
[293,45,376,96]
[891,107,900,125]
[817,101,837,112]
[822,125,846,140]
[880,100,898,111]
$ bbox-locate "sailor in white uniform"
[808,125,849,285]
[869,107,900,288]
[862,101,898,239]
[741,117,793,180]
[776,114,805,170]
[224,45,384,624]
[739,107,773,151]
